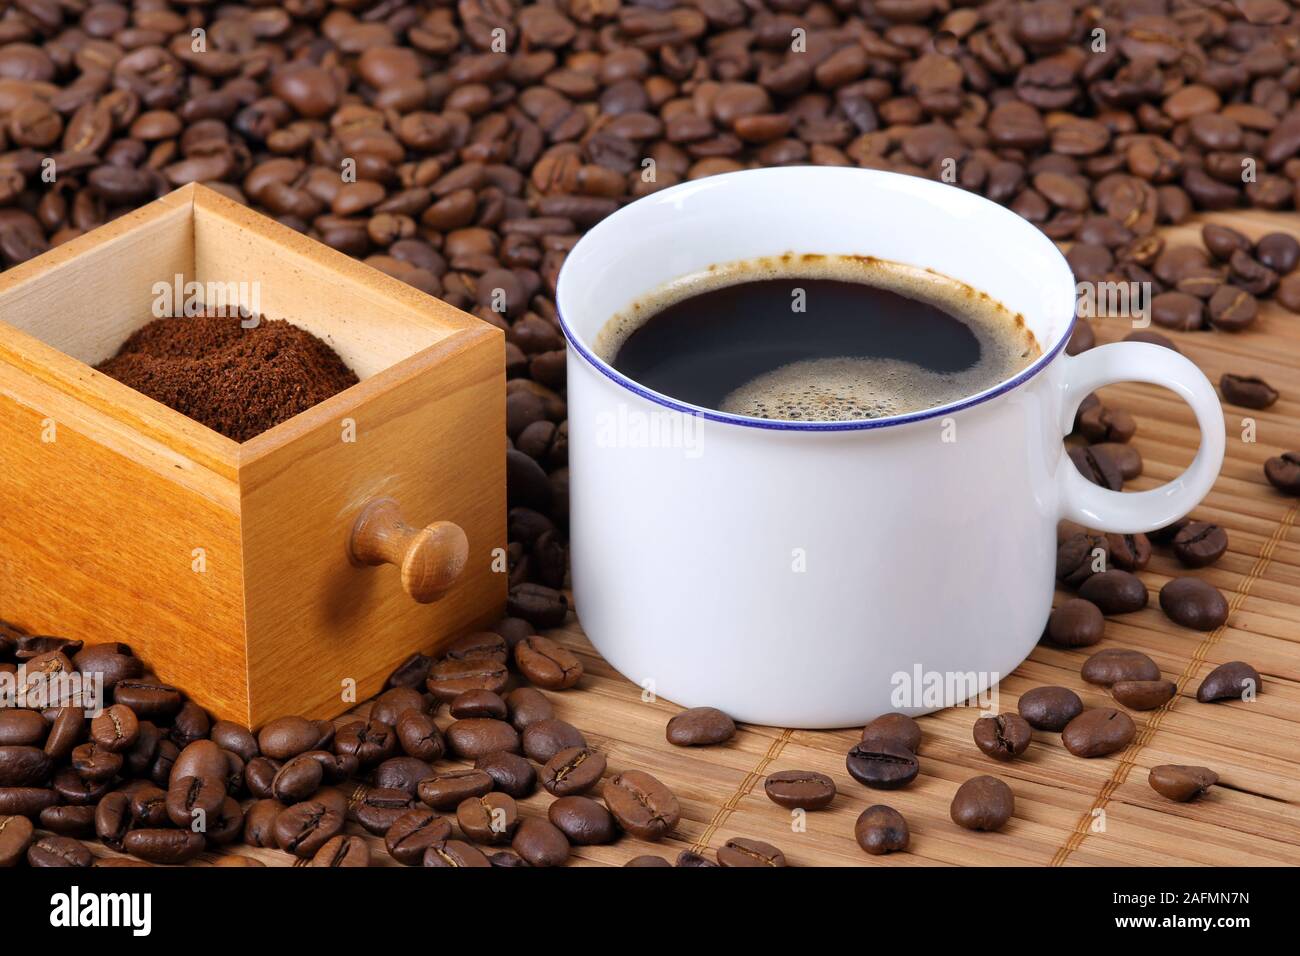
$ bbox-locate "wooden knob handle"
[349,498,468,604]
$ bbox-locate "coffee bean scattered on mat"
[1149,766,1218,803]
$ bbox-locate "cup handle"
[1058,342,1225,534]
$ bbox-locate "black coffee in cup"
[599,254,1042,422]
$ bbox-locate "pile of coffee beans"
[0,615,796,867]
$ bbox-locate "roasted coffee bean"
[418,770,494,811]
[506,583,569,627]
[675,850,717,867]
[845,743,919,790]
[1279,276,1300,314]
[129,785,169,827]
[73,643,143,690]
[762,770,836,811]
[855,805,909,855]
[273,788,347,858]
[625,855,672,867]
[1148,765,1217,802]
[350,787,416,835]
[666,706,736,747]
[170,702,210,747]
[1219,374,1278,410]
[385,809,452,866]
[0,746,52,787]
[949,776,1014,831]
[1062,708,1136,758]
[165,775,225,828]
[972,713,1032,762]
[1196,661,1262,703]
[540,746,606,797]
[242,799,284,848]
[505,687,554,730]
[457,792,519,844]
[492,618,535,649]
[1160,578,1229,631]
[1056,532,1108,587]
[310,834,369,867]
[548,795,617,845]
[1081,648,1160,686]
[373,756,435,797]
[1151,291,1204,331]
[28,834,94,868]
[511,816,570,867]
[860,713,922,752]
[1093,443,1142,480]
[475,750,536,798]
[1202,224,1250,262]
[1171,522,1228,568]
[112,681,183,720]
[1068,445,1122,490]
[1207,285,1257,331]
[89,704,139,753]
[169,739,229,789]
[395,711,444,762]
[514,635,583,689]
[211,721,259,763]
[0,710,47,747]
[1255,233,1300,274]
[0,788,57,817]
[1017,686,1084,731]
[370,687,427,726]
[1265,453,1300,495]
[70,743,122,783]
[716,837,786,867]
[271,754,324,803]
[443,631,510,663]
[603,770,680,841]
[0,813,34,866]
[1106,532,1151,571]
[450,690,508,720]
[521,718,584,763]
[124,829,206,865]
[1112,679,1177,711]
[335,719,399,766]
[40,804,96,837]
[94,793,131,850]
[244,757,281,799]
[446,719,521,760]
[258,716,320,760]
[1044,598,1105,648]
[1077,570,1148,614]
[426,658,510,701]
[1077,405,1135,444]
[385,652,433,690]
[422,839,491,868]
[43,707,83,761]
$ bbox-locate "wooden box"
[0,184,506,727]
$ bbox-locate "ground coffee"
[97,313,358,442]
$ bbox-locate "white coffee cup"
[555,167,1224,729]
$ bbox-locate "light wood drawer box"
[0,184,506,727]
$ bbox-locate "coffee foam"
[597,254,1040,423]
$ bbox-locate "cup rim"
[556,167,1077,432]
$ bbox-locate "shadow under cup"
[555,167,1083,729]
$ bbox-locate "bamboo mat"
[85,210,1300,867]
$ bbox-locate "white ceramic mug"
[555,167,1224,729]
